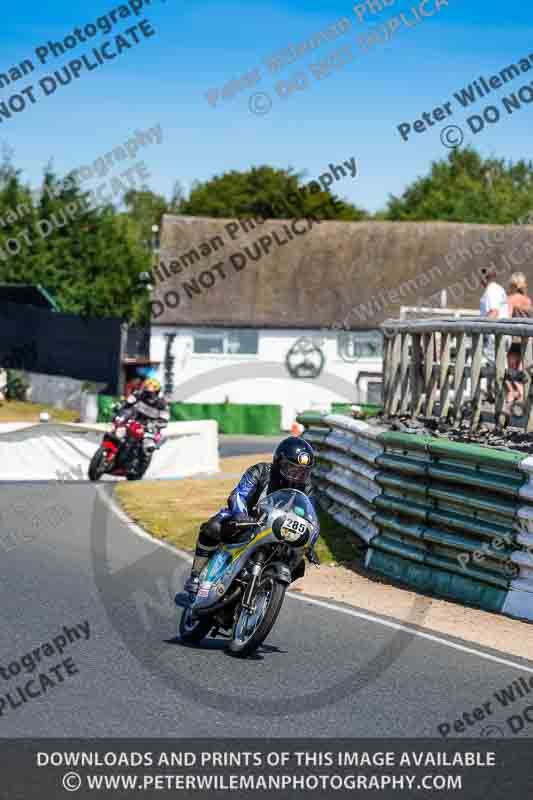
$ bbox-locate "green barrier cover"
[377,472,517,519]
[377,453,523,496]
[170,402,281,435]
[297,412,332,428]
[374,512,513,566]
[97,396,281,434]
[367,548,507,612]
[380,431,524,470]
[376,493,515,543]
[331,403,383,418]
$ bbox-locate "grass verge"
[116,453,362,565]
[0,400,79,423]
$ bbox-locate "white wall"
[0,421,219,481]
[151,327,382,430]
[25,372,107,411]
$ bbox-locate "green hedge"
[97,396,281,435]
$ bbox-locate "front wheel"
[228,572,286,658]
[88,447,110,482]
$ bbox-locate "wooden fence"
[381,317,533,431]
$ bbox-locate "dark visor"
[279,456,311,483]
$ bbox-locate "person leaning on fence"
[479,267,509,402]
[506,272,533,403]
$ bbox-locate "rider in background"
[114,377,169,425]
[113,378,170,475]
[179,437,320,599]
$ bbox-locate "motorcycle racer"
[113,378,170,477]
[178,437,320,602]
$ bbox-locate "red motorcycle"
[88,418,162,481]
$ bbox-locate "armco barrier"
[297,412,533,623]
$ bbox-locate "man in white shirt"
[479,268,509,406]
[479,267,509,322]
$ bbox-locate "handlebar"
[231,521,261,527]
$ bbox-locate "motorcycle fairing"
[192,527,274,612]
[190,490,318,613]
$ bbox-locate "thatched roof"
[152,214,533,329]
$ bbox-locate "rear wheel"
[88,447,110,482]
[179,608,213,644]
[228,572,286,657]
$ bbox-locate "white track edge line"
[98,487,193,563]
[101,488,533,674]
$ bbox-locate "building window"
[193,329,259,355]
[193,332,224,355]
[337,330,383,361]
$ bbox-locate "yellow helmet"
[143,378,161,393]
[141,378,161,403]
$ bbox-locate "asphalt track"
[2,476,533,739]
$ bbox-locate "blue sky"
[2,0,532,213]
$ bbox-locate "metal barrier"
[298,412,533,622]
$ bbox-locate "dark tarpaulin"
[0,301,122,394]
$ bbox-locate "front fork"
[241,552,265,612]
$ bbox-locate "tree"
[123,188,172,246]
[383,147,533,224]
[0,164,150,322]
[178,165,368,221]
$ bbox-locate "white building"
[150,214,533,429]
[150,215,427,429]
[150,324,383,430]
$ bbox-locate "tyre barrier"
[298,412,533,623]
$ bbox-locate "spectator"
[479,267,509,403]
[480,266,509,358]
[480,267,509,324]
[506,272,533,403]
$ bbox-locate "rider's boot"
[174,543,217,608]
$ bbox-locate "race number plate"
[281,514,309,542]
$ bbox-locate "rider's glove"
[223,512,253,539]
[306,547,321,566]
[231,512,254,526]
